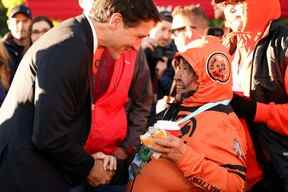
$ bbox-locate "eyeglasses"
[171,26,197,36]
[31,28,49,34]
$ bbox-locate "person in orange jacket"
[215,0,288,191]
[129,36,247,192]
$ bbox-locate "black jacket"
[3,32,30,77]
[0,15,94,192]
[249,20,288,192]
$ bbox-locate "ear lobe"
[7,20,12,30]
[109,13,123,29]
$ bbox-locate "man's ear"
[109,13,124,29]
[7,19,12,31]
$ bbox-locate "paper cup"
[154,120,180,136]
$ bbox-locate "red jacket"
[85,48,136,154]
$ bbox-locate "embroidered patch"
[206,52,230,83]
[233,138,244,160]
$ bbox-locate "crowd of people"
[0,0,287,192]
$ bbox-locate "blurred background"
[0,0,287,36]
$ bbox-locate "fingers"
[148,136,184,158]
[155,136,181,148]
[149,143,171,154]
[103,155,117,171]
[87,159,111,187]
[92,152,106,159]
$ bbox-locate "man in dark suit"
[0,0,159,192]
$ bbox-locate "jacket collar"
[75,15,94,54]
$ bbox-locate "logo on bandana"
[206,52,230,83]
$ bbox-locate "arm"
[232,50,288,136]
[152,136,246,192]
[32,37,94,184]
[121,48,154,155]
[177,146,246,192]
[254,63,288,135]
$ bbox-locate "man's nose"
[174,69,182,79]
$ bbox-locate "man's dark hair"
[31,16,54,29]
[90,0,160,27]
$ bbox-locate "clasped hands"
[87,152,117,187]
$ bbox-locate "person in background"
[3,4,32,78]
[141,10,177,126]
[142,10,176,100]
[0,0,159,192]
[130,36,247,192]
[30,16,54,43]
[0,40,12,105]
[210,0,231,35]
[171,5,209,52]
[216,0,288,191]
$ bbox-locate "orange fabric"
[240,119,263,190]
[234,0,281,51]
[132,111,247,192]
[176,36,233,107]
[84,49,136,154]
[131,39,247,192]
[244,0,281,34]
[253,66,288,136]
[255,103,288,136]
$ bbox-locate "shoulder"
[268,20,288,45]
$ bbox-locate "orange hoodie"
[131,37,247,192]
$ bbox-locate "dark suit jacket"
[0,14,153,192]
[0,15,95,192]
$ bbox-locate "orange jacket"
[132,109,247,192]
[131,37,247,192]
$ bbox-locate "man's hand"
[230,93,257,121]
[149,135,187,163]
[141,37,157,50]
[87,155,115,187]
[94,152,117,171]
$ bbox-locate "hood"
[244,0,281,33]
[176,36,232,107]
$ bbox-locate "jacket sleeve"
[32,37,94,184]
[177,116,247,192]
[121,48,154,153]
[254,51,288,135]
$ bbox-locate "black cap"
[159,10,173,23]
[9,5,32,18]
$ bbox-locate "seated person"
[130,36,247,192]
